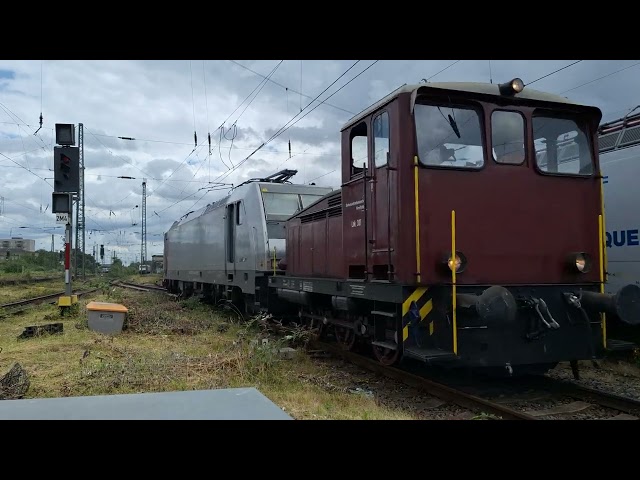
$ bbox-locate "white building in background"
[0,237,36,261]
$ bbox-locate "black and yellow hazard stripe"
[401,287,435,342]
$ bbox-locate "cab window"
[414,103,484,169]
[533,113,594,176]
[373,111,390,168]
[350,122,368,177]
[491,110,526,165]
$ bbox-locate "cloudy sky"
[0,59,638,265]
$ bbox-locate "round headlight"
[499,77,525,96]
[575,253,591,273]
[511,78,524,93]
[445,251,467,273]
[568,252,592,273]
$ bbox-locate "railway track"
[0,288,99,310]
[311,341,537,420]
[112,281,168,293]
[481,375,640,420]
[0,274,96,287]
[313,341,640,420]
[0,280,164,310]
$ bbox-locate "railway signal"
[55,123,76,146]
[51,192,71,214]
[53,146,80,193]
[52,123,79,313]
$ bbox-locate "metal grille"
[598,131,620,152]
[619,125,640,148]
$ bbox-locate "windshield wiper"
[438,106,461,139]
[448,114,461,138]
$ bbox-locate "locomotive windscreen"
[262,192,302,215]
[261,192,326,216]
[414,102,485,169]
[300,193,324,208]
[532,114,594,176]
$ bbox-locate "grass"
[0,286,417,419]
[0,279,67,304]
[0,275,100,305]
[122,273,163,286]
[0,272,61,287]
[0,270,59,279]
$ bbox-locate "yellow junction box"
[58,295,78,307]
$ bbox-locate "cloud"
[1,59,638,262]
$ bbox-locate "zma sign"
[56,213,69,224]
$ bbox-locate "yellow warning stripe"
[402,287,428,316]
[419,299,432,320]
[402,297,434,343]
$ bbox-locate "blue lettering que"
[606,229,640,248]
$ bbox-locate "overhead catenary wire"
[0,102,50,153]
[423,60,461,83]
[34,60,43,135]
[0,60,292,234]
[216,60,284,132]
[307,168,336,183]
[80,127,333,157]
[559,61,640,95]
[229,60,283,127]
[203,60,212,182]
[287,88,291,158]
[166,61,372,218]
[217,60,378,184]
[17,124,29,171]
[139,61,379,222]
[125,61,287,219]
[215,60,283,170]
[83,60,288,229]
[0,151,52,188]
[190,60,197,149]
[228,60,356,115]
[244,61,363,157]
[526,60,583,86]
[222,60,283,168]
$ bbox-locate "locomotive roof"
[168,180,333,230]
[341,82,593,131]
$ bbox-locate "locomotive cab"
[281,79,640,375]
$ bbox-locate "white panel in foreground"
[0,388,292,420]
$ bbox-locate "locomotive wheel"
[372,344,401,366]
[334,325,356,350]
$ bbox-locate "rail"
[112,281,168,293]
[535,377,640,417]
[311,341,536,420]
[0,288,98,310]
